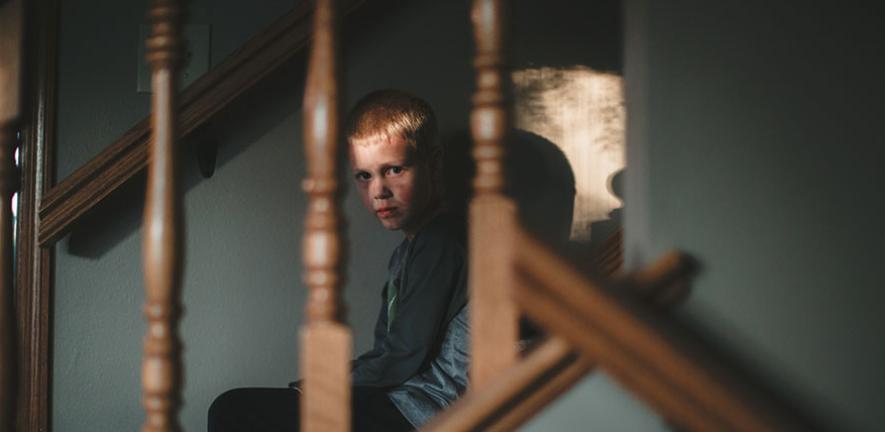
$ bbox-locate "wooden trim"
[36,0,368,247]
[513,229,806,432]
[299,0,351,430]
[16,0,60,429]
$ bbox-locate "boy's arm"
[350,289,389,364]
[352,231,467,388]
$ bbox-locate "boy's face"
[350,134,435,238]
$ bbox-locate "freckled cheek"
[388,180,414,207]
[396,189,413,208]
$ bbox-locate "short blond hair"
[346,89,439,162]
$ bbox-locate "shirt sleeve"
[351,229,467,387]
[370,287,388,352]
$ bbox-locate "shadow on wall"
[443,127,625,261]
[587,168,623,248]
[442,128,576,248]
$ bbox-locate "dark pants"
[208,386,414,432]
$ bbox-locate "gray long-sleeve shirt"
[351,212,469,427]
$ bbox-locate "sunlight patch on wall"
[513,66,625,241]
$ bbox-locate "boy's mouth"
[376,207,398,218]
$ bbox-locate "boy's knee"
[208,387,301,432]
[208,388,251,430]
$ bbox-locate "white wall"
[624,1,885,431]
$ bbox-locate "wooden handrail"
[423,240,694,432]
[424,337,579,432]
[513,228,808,431]
[141,1,186,431]
[486,353,593,432]
[485,350,591,432]
[591,228,623,276]
[0,0,23,429]
[491,252,696,432]
[619,248,694,308]
[37,0,368,247]
[299,0,351,430]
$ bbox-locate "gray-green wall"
[52,1,632,431]
[624,1,885,431]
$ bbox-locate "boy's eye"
[387,166,404,175]
[354,172,371,182]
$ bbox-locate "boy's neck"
[403,204,442,240]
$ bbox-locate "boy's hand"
[288,380,303,394]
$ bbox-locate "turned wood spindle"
[468,0,519,388]
[0,0,23,429]
[142,1,185,431]
[299,0,351,431]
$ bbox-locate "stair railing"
[512,229,794,431]
[0,0,821,429]
[423,0,815,431]
[424,240,695,432]
[37,0,369,247]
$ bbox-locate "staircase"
[1,0,823,431]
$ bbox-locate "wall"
[55,0,298,179]
[51,1,631,431]
[624,1,885,431]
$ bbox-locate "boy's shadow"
[443,128,629,341]
[442,129,579,250]
[443,128,624,262]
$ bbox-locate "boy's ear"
[428,156,444,195]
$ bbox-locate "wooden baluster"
[469,0,519,388]
[142,1,185,431]
[300,0,351,431]
[0,0,23,429]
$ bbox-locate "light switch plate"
[137,24,211,93]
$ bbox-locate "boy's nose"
[370,179,392,200]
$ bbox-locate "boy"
[209,90,469,431]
